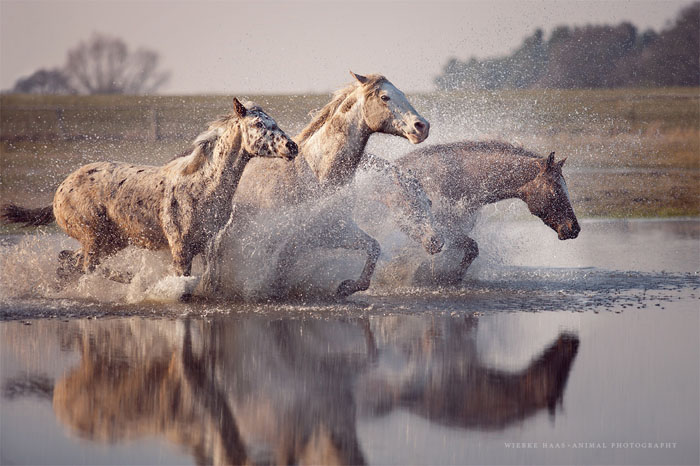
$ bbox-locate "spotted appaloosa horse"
[395,141,581,284]
[1,98,297,279]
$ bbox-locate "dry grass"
[1,88,698,220]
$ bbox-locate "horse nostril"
[414,121,426,132]
[286,140,298,156]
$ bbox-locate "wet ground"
[1,218,698,465]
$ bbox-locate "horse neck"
[297,95,371,189]
[479,155,542,203]
[202,128,250,198]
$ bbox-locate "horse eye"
[254,121,264,128]
[380,95,390,102]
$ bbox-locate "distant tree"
[435,29,548,90]
[538,22,639,88]
[12,68,75,94]
[64,33,170,94]
[434,1,699,90]
[636,2,700,86]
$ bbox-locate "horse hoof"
[336,280,358,298]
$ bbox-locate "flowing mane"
[173,102,265,161]
[167,117,234,175]
[295,74,388,144]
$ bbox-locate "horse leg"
[454,233,479,280]
[57,249,84,281]
[57,241,125,283]
[270,219,380,298]
[271,233,318,297]
[78,236,104,274]
[199,214,236,295]
[333,225,381,298]
[171,243,194,277]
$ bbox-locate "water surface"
[1,219,698,465]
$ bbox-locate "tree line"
[13,33,170,95]
[435,2,699,90]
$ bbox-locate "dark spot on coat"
[118,179,127,187]
[137,169,145,173]
[86,168,100,175]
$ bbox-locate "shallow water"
[1,218,698,465]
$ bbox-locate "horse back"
[397,144,480,202]
[398,142,536,204]
[53,162,168,250]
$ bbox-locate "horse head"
[518,152,580,240]
[350,71,430,144]
[232,98,298,160]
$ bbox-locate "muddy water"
[1,218,698,465]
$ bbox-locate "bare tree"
[64,33,170,94]
[12,68,75,94]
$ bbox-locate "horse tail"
[0,204,55,226]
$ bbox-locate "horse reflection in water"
[52,317,579,465]
[52,320,247,465]
[356,317,579,430]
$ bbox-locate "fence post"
[55,107,66,139]
[151,107,161,141]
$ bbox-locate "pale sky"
[0,0,693,94]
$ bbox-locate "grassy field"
[1,88,698,224]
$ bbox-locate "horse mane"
[296,75,388,144]
[171,115,234,160]
[171,125,223,175]
[168,103,261,175]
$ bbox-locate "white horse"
[1,99,297,281]
[202,72,440,298]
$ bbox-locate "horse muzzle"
[405,119,430,144]
[557,221,581,240]
[280,140,298,160]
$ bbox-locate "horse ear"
[232,98,247,118]
[545,152,556,171]
[350,70,369,85]
[557,157,567,169]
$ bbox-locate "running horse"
[202,72,440,298]
[395,141,581,284]
[1,99,297,280]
